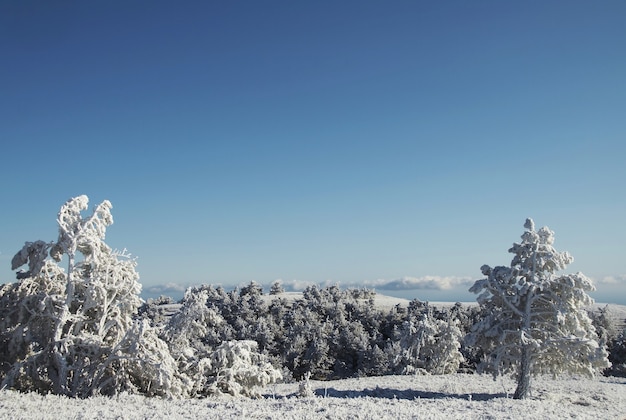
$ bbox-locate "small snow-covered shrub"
[95,319,189,397]
[207,340,283,398]
[394,306,463,375]
[297,372,314,397]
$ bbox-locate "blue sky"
[1,1,625,303]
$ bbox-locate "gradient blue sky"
[1,1,625,303]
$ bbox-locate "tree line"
[1,196,623,399]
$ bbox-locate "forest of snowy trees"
[141,283,471,382]
[1,196,625,400]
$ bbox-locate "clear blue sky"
[1,1,625,303]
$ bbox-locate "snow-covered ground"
[1,373,623,419]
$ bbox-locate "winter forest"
[1,196,625,418]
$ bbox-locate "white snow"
[1,373,623,419]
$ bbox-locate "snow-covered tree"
[207,340,283,398]
[394,306,463,375]
[162,287,283,397]
[95,319,188,397]
[466,219,610,399]
[1,195,181,397]
[606,329,626,377]
[137,295,176,327]
[164,288,224,356]
[162,288,225,397]
[269,280,285,295]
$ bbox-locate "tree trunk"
[514,346,531,399]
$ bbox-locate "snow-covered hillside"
[1,373,623,419]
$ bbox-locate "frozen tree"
[164,288,224,356]
[207,340,283,398]
[162,288,225,397]
[297,371,314,397]
[420,317,464,375]
[395,306,463,375]
[137,295,176,327]
[94,319,188,397]
[240,281,264,297]
[162,287,283,397]
[1,195,180,397]
[466,219,610,399]
[606,329,626,377]
[269,280,285,295]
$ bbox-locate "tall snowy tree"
[1,195,183,397]
[466,219,610,399]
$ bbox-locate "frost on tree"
[207,340,283,398]
[395,307,464,375]
[163,288,225,397]
[466,219,610,399]
[0,195,182,397]
[163,287,283,398]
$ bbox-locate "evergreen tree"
[394,305,463,375]
[269,280,285,295]
[467,219,610,399]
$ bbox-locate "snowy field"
[1,373,624,419]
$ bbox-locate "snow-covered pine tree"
[1,195,183,397]
[269,280,285,295]
[466,219,610,399]
[395,305,463,375]
[607,329,626,377]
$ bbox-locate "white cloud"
[143,282,189,295]
[278,279,334,292]
[595,275,626,285]
[360,276,475,291]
